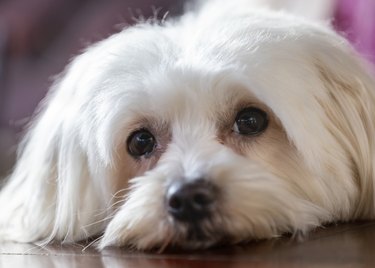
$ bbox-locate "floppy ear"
[315,42,375,218]
[0,52,112,244]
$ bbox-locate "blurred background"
[0,0,374,178]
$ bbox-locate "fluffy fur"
[1,0,375,250]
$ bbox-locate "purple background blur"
[0,0,184,175]
[0,0,374,176]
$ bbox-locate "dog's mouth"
[164,221,232,251]
[186,223,211,241]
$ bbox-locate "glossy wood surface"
[1,222,375,267]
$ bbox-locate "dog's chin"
[100,209,236,251]
[145,227,231,252]
[168,238,224,251]
[166,222,230,250]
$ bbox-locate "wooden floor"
[1,222,375,267]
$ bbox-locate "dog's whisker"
[157,227,173,253]
[82,215,116,229]
[21,243,50,255]
[82,234,105,252]
[111,188,130,199]
[101,198,127,213]
[83,199,127,221]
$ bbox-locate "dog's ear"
[0,52,111,244]
[314,41,375,217]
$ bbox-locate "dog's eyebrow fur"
[214,85,273,133]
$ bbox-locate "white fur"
[0,0,374,250]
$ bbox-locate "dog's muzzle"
[166,179,217,223]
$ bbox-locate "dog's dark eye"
[233,107,268,135]
[127,129,156,157]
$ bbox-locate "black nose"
[167,179,216,222]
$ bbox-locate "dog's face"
[1,6,375,251]
[100,68,305,249]
[93,15,374,249]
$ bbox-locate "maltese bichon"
[1,0,375,250]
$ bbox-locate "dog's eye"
[127,129,156,157]
[233,107,268,135]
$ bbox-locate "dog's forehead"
[90,16,333,139]
[142,68,250,118]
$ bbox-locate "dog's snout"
[167,179,216,222]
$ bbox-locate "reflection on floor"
[1,221,375,268]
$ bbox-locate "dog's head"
[1,7,375,250]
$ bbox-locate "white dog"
[0,0,374,251]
